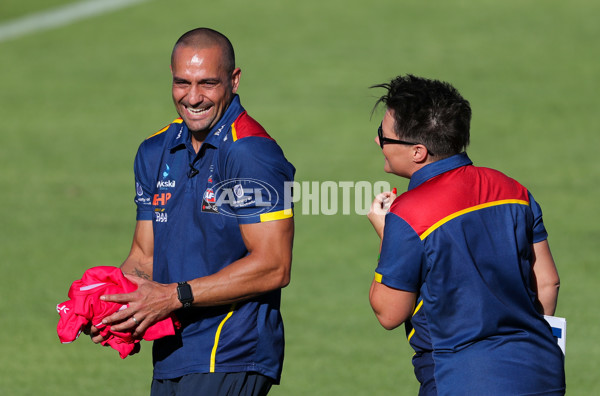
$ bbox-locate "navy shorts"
[413,352,437,396]
[151,372,273,396]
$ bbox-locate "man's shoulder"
[230,111,273,142]
[220,111,286,160]
[141,118,184,146]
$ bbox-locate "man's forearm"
[186,254,290,307]
[120,220,154,279]
[120,253,153,280]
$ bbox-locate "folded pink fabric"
[57,266,180,358]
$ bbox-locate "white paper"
[544,315,566,355]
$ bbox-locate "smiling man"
[170,33,239,149]
[86,28,295,396]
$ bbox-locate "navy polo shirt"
[133,95,295,382]
[376,153,565,395]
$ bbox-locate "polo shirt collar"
[167,95,245,151]
[408,152,473,191]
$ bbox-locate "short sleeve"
[376,213,426,292]
[222,137,295,224]
[528,191,548,243]
[133,145,155,221]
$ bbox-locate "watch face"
[178,282,193,306]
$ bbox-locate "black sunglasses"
[377,123,435,155]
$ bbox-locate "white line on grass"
[0,0,150,43]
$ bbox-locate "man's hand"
[83,324,107,344]
[367,188,397,239]
[100,275,179,338]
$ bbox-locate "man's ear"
[231,68,242,93]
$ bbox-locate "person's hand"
[83,324,106,344]
[100,275,179,338]
[82,323,140,356]
[367,188,397,239]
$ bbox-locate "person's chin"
[182,116,212,134]
[383,161,392,173]
[384,164,402,177]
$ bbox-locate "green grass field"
[1,0,598,394]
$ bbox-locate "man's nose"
[188,84,204,106]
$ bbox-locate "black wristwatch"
[177,281,194,308]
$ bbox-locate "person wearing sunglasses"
[366,75,565,395]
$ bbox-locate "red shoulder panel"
[391,165,530,236]
[231,111,274,141]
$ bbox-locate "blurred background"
[1,0,598,394]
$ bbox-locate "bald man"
[87,28,295,395]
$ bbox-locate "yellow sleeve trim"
[419,199,529,240]
[374,272,383,283]
[210,303,237,372]
[260,209,293,223]
[147,118,183,139]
